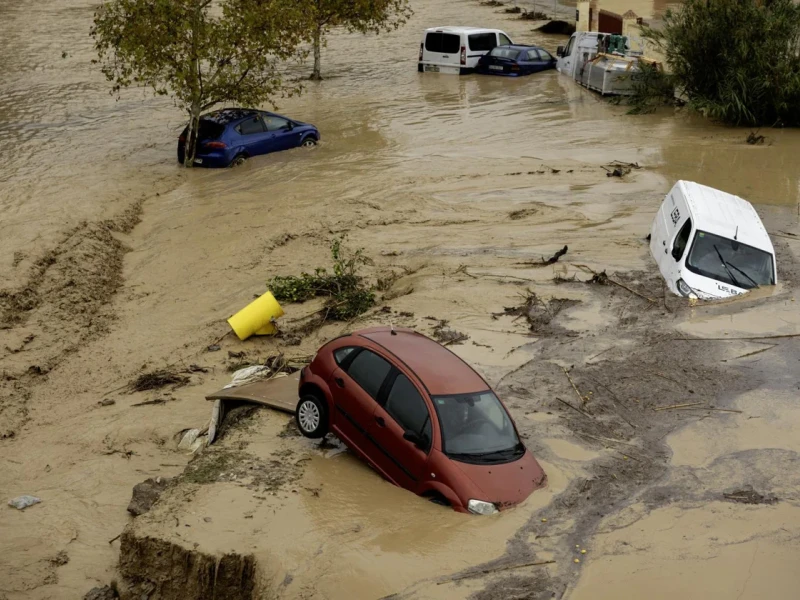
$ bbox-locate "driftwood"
[518,246,568,267]
[437,560,555,585]
[653,402,702,411]
[673,334,800,341]
[573,264,657,304]
[563,367,587,404]
[555,396,594,419]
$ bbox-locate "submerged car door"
[235,115,271,155]
[262,115,300,152]
[330,349,393,457]
[369,370,432,491]
[533,48,555,72]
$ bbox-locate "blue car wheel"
[301,137,318,148]
[230,154,247,167]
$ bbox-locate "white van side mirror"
[556,46,565,57]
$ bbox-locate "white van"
[650,181,777,300]
[418,27,514,74]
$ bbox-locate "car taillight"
[511,64,520,71]
[204,141,227,149]
[460,46,466,65]
[419,43,423,61]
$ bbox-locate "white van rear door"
[422,31,462,71]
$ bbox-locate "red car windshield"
[432,392,522,461]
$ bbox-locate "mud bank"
[0,199,145,438]
[119,532,258,600]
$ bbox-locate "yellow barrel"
[227,291,284,341]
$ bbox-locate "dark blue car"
[475,45,556,77]
[177,108,320,167]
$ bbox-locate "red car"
[296,327,547,514]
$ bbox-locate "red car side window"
[334,346,358,366]
[384,374,432,451]
[345,350,392,400]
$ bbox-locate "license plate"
[424,65,440,72]
[193,158,203,164]
[489,65,504,71]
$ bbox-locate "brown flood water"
[1,0,800,598]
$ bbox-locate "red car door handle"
[375,416,386,427]
[335,377,345,388]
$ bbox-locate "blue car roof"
[497,44,544,50]
[200,108,300,128]
[202,108,259,124]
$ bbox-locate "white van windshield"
[686,230,774,288]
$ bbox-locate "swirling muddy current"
[1,0,800,598]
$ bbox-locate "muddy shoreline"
[2,0,800,598]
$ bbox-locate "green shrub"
[644,0,800,126]
[268,237,375,322]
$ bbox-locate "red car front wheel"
[296,394,329,438]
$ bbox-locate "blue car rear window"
[198,120,225,140]
[490,47,521,60]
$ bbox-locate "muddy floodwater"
[1,0,800,598]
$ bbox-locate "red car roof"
[356,328,489,396]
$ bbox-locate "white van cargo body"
[418,27,514,74]
[650,181,777,300]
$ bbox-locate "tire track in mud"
[0,199,145,438]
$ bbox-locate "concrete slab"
[205,373,300,414]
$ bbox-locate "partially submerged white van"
[418,27,514,74]
[650,181,777,299]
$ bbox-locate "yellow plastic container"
[227,291,284,341]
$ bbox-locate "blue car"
[475,45,556,76]
[177,108,320,167]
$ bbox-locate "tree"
[91,0,309,167]
[643,0,800,126]
[306,0,412,80]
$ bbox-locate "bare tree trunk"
[184,102,201,168]
[310,22,322,80]
[184,0,202,168]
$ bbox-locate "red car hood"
[452,450,547,509]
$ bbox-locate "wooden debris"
[563,367,588,404]
[653,402,702,411]
[437,560,556,585]
[573,264,657,303]
[518,245,569,267]
[556,396,594,419]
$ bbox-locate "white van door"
[556,33,579,76]
[659,192,693,291]
[422,31,463,74]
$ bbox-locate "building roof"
[357,328,489,396]
[677,180,774,253]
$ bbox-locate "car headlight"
[676,278,698,300]
[467,499,498,515]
